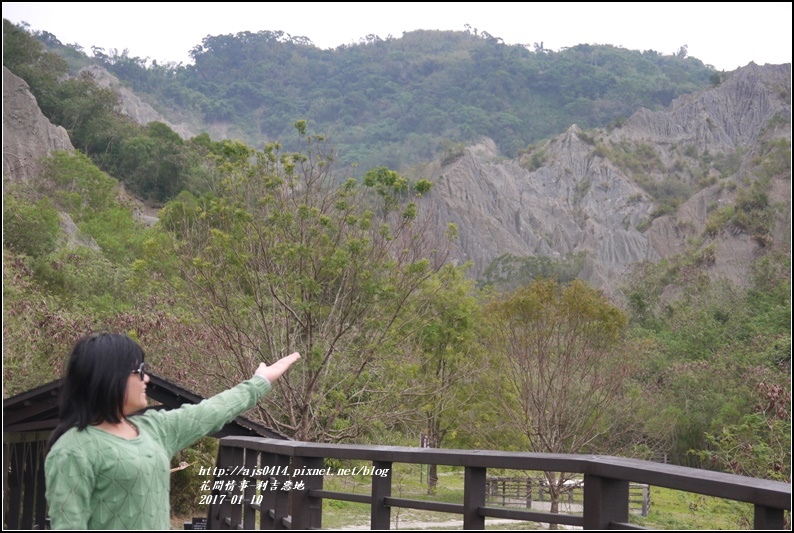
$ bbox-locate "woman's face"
[123,364,149,415]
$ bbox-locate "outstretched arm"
[139,352,301,455]
[254,352,301,383]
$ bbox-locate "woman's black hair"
[45,332,145,454]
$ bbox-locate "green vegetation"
[603,140,665,176]
[623,245,790,468]
[633,486,755,529]
[479,252,586,291]
[134,128,462,444]
[2,18,789,526]
[704,138,789,241]
[594,139,697,221]
[518,144,550,171]
[3,193,60,258]
[481,278,633,514]
[170,437,219,516]
[2,20,223,204]
[14,20,715,175]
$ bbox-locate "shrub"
[704,206,735,236]
[44,151,117,218]
[3,194,60,258]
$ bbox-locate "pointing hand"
[254,352,301,383]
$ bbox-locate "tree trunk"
[425,429,439,494]
[547,471,559,530]
[549,497,559,530]
[427,463,438,494]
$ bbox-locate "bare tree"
[485,278,633,525]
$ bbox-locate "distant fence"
[485,476,650,517]
[650,452,669,464]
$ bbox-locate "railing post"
[242,448,258,529]
[526,478,532,509]
[228,446,245,529]
[583,474,629,529]
[259,452,290,530]
[754,504,784,529]
[642,484,649,517]
[289,456,324,530]
[209,443,234,529]
[6,443,24,529]
[371,460,392,529]
[463,466,486,529]
[20,441,37,530]
[35,440,47,529]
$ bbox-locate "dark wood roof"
[2,374,288,440]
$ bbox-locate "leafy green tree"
[112,122,191,202]
[485,278,632,522]
[409,264,482,492]
[2,18,69,115]
[141,128,455,442]
[46,71,126,156]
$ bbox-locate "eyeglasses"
[131,362,151,381]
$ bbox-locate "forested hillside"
[39,25,715,173]
[2,18,790,525]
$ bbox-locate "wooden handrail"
[207,437,792,530]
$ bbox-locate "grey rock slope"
[80,66,246,147]
[3,66,160,235]
[418,62,791,295]
[3,66,74,181]
[3,66,99,249]
[81,65,194,139]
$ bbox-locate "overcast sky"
[3,2,791,72]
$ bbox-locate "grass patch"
[630,486,754,530]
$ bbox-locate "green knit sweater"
[45,376,271,530]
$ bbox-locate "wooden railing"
[207,437,791,530]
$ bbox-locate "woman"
[44,332,300,530]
